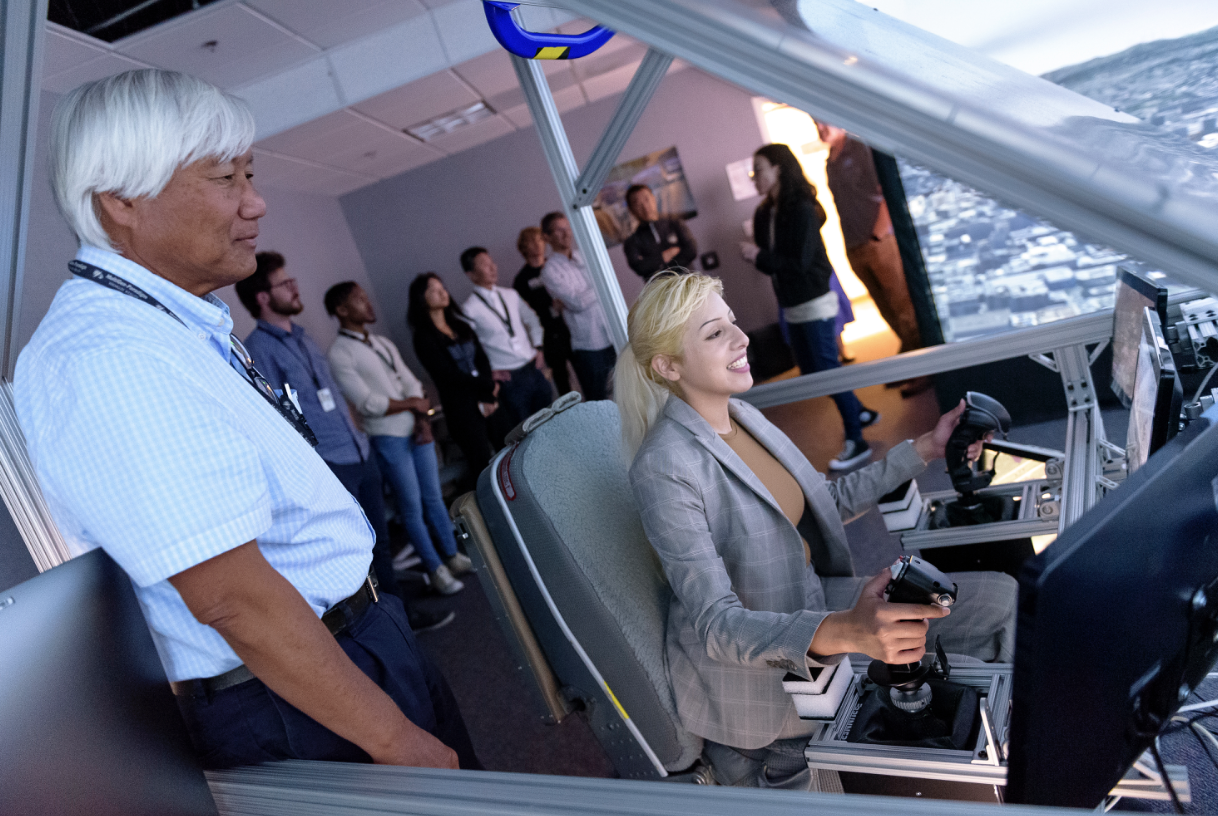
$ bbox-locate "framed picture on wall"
[592,145,697,247]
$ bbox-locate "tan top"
[720,419,811,565]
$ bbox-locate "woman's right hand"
[739,241,760,264]
[809,571,950,663]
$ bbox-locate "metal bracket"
[1028,351,1058,373]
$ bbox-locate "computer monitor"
[1006,407,1218,808]
[1125,307,1183,474]
[0,548,218,816]
[1111,265,1169,408]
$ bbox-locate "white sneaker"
[829,439,872,471]
[446,552,473,576]
[392,544,418,572]
[428,564,465,596]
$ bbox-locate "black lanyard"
[341,330,398,373]
[256,325,321,389]
[473,289,515,338]
[69,260,318,447]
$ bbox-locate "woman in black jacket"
[407,273,499,491]
[741,143,876,472]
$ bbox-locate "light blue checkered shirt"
[14,246,375,682]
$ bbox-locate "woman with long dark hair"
[407,273,499,491]
[741,143,876,471]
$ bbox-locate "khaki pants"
[846,233,923,353]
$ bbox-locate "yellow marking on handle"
[604,684,630,720]
[534,46,570,60]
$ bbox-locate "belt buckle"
[365,573,379,604]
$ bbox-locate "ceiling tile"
[252,149,373,196]
[501,103,532,130]
[115,4,320,89]
[426,114,514,155]
[582,60,642,104]
[486,85,525,115]
[571,40,647,82]
[351,71,481,131]
[450,49,518,99]
[553,83,587,113]
[245,0,429,50]
[328,13,448,105]
[235,56,343,142]
[43,28,110,79]
[41,52,151,94]
[431,0,499,65]
[256,110,366,155]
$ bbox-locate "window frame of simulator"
[1111,265,1170,410]
[1006,407,1218,809]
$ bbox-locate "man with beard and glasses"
[236,252,454,633]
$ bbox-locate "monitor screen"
[1126,308,1183,475]
[1006,408,1218,808]
[0,548,217,816]
[1111,266,1168,409]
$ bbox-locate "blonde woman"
[616,272,1015,790]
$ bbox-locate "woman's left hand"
[913,399,988,463]
[739,241,760,264]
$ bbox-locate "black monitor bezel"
[1125,307,1183,474]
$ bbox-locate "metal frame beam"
[0,0,48,379]
[511,53,629,350]
[571,48,673,207]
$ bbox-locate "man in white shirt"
[539,213,617,401]
[459,246,553,433]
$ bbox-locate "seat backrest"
[482,400,702,772]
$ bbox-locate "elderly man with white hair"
[14,69,480,771]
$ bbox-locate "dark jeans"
[543,322,573,395]
[787,319,863,442]
[570,345,617,402]
[176,593,481,770]
[498,361,554,430]
[327,457,405,606]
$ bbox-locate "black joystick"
[866,556,958,713]
[931,391,1016,529]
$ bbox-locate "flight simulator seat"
[450,396,709,781]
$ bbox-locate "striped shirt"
[540,249,613,351]
[14,245,374,682]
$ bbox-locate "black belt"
[170,572,380,697]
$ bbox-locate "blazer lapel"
[662,398,785,518]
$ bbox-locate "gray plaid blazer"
[629,396,925,749]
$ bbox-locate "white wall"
[339,68,778,367]
[15,93,381,359]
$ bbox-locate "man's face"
[468,252,499,288]
[265,266,303,316]
[341,285,377,325]
[627,188,659,223]
[523,231,547,260]
[125,151,266,292]
[816,122,846,150]
[545,217,574,254]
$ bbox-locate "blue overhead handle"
[482,2,614,60]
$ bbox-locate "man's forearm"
[170,542,456,767]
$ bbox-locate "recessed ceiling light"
[405,101,496,142]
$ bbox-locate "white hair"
[49,69,256,250]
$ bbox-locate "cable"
[1191,362,1218,405]
[1149,737,1186,814]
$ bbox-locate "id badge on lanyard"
[317,387,338,412]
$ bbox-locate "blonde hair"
[614,272,724,461]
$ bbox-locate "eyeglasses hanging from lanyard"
[68,260,319,447]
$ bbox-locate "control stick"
[866,556,958,713]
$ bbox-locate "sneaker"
[829,439,872,471]
[392,544,419,572]
[428,564,465,596]
[446,552,474,576]
[408,608,456,634]
[858,408,881,428]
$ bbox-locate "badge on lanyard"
[317,387,338,412]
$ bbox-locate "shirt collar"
[255,318,298,340]
[474,285,497,297]
[76,245,233,338]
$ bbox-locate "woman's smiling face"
[654,292,752,401]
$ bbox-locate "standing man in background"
[540,212,617,401]
[816,122,931,397]
[513,226,572,396]
[460,246,554,432]
[622,184,697,281]
[15,68,477,770]
[235,252,452,633]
